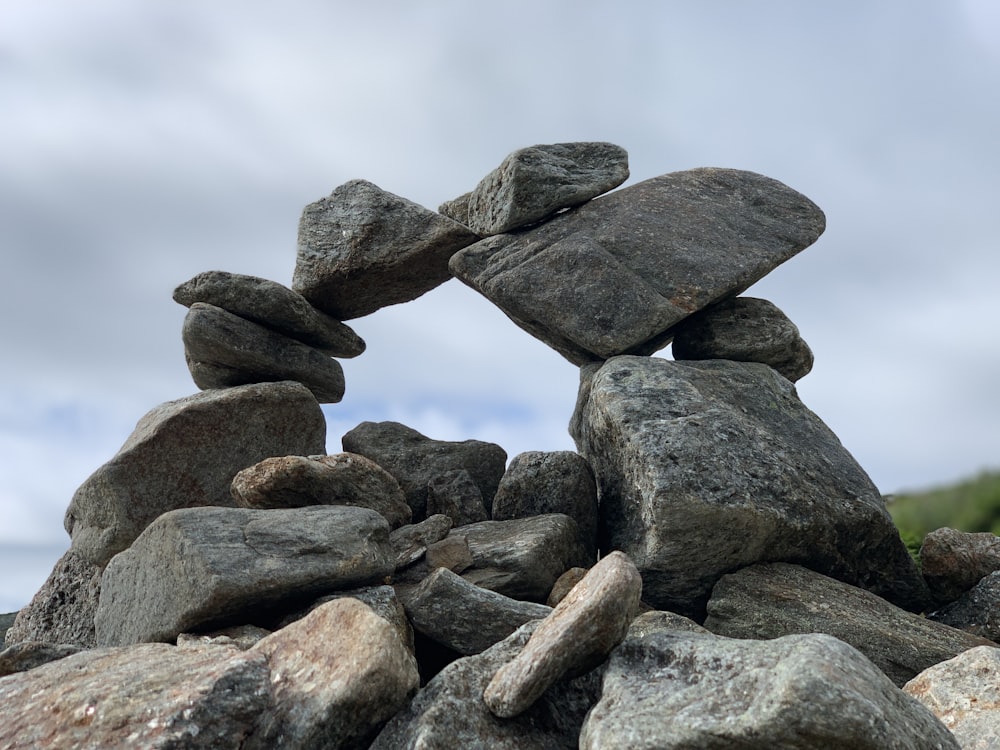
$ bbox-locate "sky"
[1,1,998,612]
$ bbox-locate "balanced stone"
[293,179,479,319]
[451,168,825,365]
[464,142,629,235]
[173,270,366,356]
[65,381,326,566]
[182,302,346,402]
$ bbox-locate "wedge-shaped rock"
[371,620,603,750]
[173,270,365,356]
[580,629,959,750]
[485,551,641,718]
[65,381,326,566]
[247,598,418,750]
[671,296,814,382]
[0,642,271,750]
[570,356,928,617]
[231,453,411,528]
[465,142,629,235]
[183,302,346,402]
[94,505,393,646]
[905,645,1000,750]
[704,562,993,686]
[342,421,507,521]
[293,179,479,319]
[451,168,825,365]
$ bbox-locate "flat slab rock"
[65,380,326,566]
[570,355,928,617]
[95,505,393,646]
[450,168,825,365]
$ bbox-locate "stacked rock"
[5,142,998,748]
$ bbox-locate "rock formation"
[2,141,991,748]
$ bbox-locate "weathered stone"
[172,270,366,356]
[231,452,411,529]
[390,514,453,569]
[426,469,489,525]
[293,179,479,319]
[492,450,598,556]
[904,645,1000,749]
[451,168,825,365]
[182,302,346,403]
[341,421,507,521]
[279,585,414,653]
[920,527,1000,605]
[930,570,1000,641]
[0,641,83,677]
[626,608,711,638]
[177,625,272,651]
[94,505,393,646]
[704,562,992,686]
[671,295,814,382]
[65,381,326,566]
[0,612,15,645]
[580,629,959,750]
[438,191,472,224]
[425,533,474,574]
[404,567,551,655]
[247,598,419,750]
[547,567,588,607]
[571,356,928,616]
[0,642,271,750]
[3,549,101,648]
[465,142,629,235]
[485,551,641,718]
[371,620,603,750]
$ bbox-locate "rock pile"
[2,142,997,748]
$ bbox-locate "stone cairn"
[2,143,998,749]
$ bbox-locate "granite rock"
[930,569,1000,642]
[426,468,489,525]
[920,527,1000,605]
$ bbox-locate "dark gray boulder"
[94,505,393,646]
[570,355,928,617]
[292,179,479,319]
[341,421,507,522]
[65,381,326,566]
[426,469,489,526]
[451,168,825,365]
[929,569,1000,642]
[182,302,346,403]
[671,295,814,382]
[172,270,366,356]
[703,562,993,686]
[920,527,1000,605]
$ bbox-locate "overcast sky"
[2,0,998,612]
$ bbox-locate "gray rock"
[371,620,603,750]
[172,270,366,356]
[626,609,711,638]
[230,452,411,529]
[94,505,393,646]
[905,645,1000,749]
[580,629,959,750]
[0,641,84,678]
[570,356,928,617]
[292,179,479,319]
[465,142,629,235]
[177,624,272,651]
[704,562,993,686]
[426,469,489,526]
[65,380,326,566]
[3,549,101,648]
[403,567,551,655]
[389,514,453,569]
[492,451,598,556]
[485,551,641,718]
[0,612,15,645]
[341,421,507,522]
[0,642,271,750]
[247,598,419,750]
[546,567,588,607]
[671,295,814,382]
[458,514,594,602]
[930,569,1000,641]
[182,302,346,403]
[451,168,825,365]
[437,191,472,224]
[920,527,1000,605]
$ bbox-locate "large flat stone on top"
[292,179,480,320]
[450,168,825,365]
[94,505,394,646]
[65,381,326,566]
[570,356,928,618]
